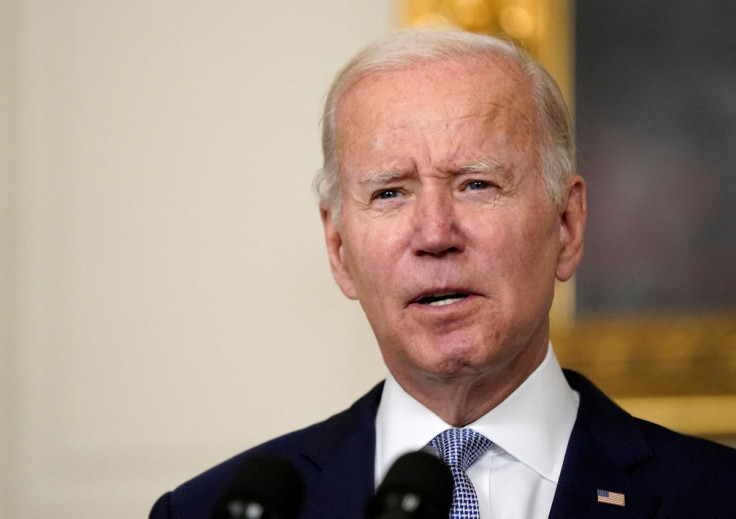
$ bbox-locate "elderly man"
[150,30,736,518]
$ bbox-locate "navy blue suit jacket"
[150,370,736,518]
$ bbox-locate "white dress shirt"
[374,343,579,519]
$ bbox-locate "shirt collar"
[374,343,579,486]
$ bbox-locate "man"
[150,29,736,518]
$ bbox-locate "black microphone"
[365,449,453,519]
[211,454,305,519]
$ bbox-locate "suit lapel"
[548,417,661,518]
[297,382,383,518]
[549,371,661,519]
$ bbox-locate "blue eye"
[466,181,489,190]
[377,189,400,199]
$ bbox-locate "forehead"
[335,55,537,150]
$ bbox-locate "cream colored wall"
[1,2,394,517]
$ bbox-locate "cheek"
[347,216,408,262]
[341,232,395,296]
[516,219,562,298]
[480,211,559,279]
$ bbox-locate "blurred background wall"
[1,2,393,517]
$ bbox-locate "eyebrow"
[357,159,509,188]
[359,170,409,188]
[457,159,507,175]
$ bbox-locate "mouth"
[412,291,471,307]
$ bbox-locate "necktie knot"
[427,428,491,518]
[428,428,492,471]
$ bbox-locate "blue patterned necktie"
[428,428,492,519]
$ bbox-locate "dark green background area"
[575,1,736,314]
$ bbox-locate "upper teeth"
[420,292,466,306]
[428,297,464,307]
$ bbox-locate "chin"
[381,330,503,375]
[413,346,496,379]
[423,360,484,379]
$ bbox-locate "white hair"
[313,29,575,222]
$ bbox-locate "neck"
[392,340,548,426]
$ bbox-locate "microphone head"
[366,450,453,519]
[212,454,304,519]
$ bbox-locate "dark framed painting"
[560,0,736,440]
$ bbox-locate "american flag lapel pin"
[597,489,626,507]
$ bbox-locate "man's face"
[322,56,585,390]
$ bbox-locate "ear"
[320,207,359,300]
[555,174,586,282]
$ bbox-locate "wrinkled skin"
[321,56,586,425]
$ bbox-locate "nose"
[410,190,464,257]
